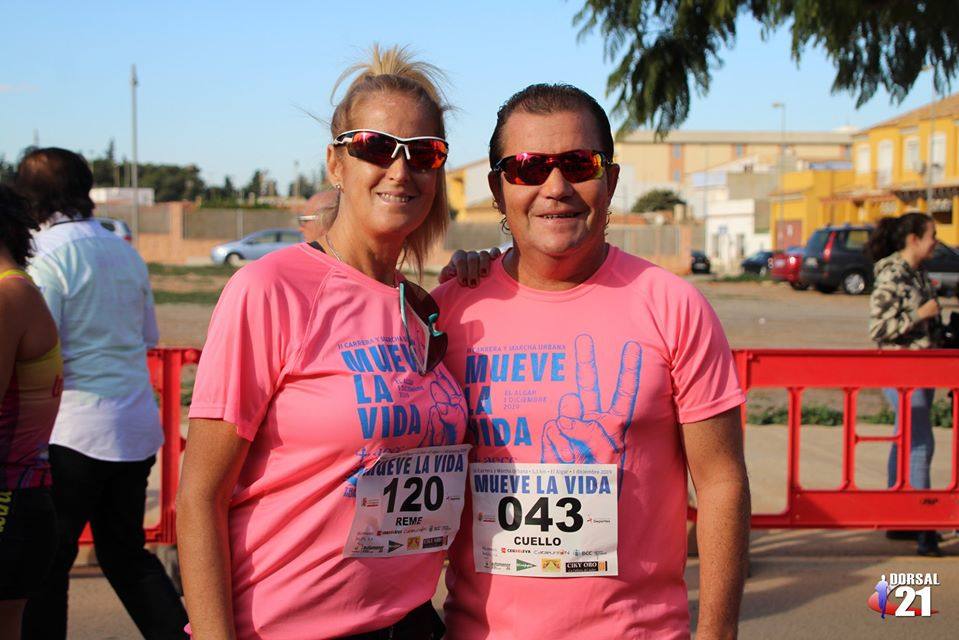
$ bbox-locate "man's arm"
[683,406,750,640]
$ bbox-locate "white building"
[90,187,155,206]
[686,156,778,272]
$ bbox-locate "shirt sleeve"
[26,254,66,330]
[667,285,745,424]
[142,286,159,348]
[189,268,297,440]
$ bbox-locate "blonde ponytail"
[329,44,452,275]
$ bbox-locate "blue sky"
[0,1,944,191]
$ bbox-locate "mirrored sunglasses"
[398,280,448,375]
[333,129,449,171]
[492,149,610,186]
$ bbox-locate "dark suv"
[800,225,874,295]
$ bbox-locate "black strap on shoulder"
[308,240,325,253]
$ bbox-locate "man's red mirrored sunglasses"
[491,149,610,186]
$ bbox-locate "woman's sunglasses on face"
[491,149,610,186]
[333,129,449,171]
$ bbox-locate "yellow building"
[448,130,851,221]
[772,93,959,246]
[770,165,855,247]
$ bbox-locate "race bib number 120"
[345,444,470,557]
[471,462,618,577]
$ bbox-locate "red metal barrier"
[712,348,958,529]
[78,348,201,546]
[79,347,959,547]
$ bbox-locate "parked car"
[926,242,959,296]
[95,217,133,243]
[211,228,304,266]
[740,250,774,276]
[799,224,874,295]
[690,250,711,274]
[770,245,808,290]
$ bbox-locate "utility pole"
[926,68,937,211]
[131,64,140,248]
[772,102,786,248]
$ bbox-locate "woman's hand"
[917,299,941,321]
[438,247,503,287]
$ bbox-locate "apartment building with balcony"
[797,92,959,245]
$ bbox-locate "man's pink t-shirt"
[432,246,744,639]
[189,244,467,640]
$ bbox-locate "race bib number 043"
[345,444,470,557]
[471,462,618,577]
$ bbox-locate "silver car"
[211,228,304,266]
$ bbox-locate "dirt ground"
[153,270,959,418]
[153,271,903,350]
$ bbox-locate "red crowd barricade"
[78,348,201,546]
[692,348,959,529]
[79,347,959,546]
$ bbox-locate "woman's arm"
[176,418,252,640]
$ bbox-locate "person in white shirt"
[16,148,187,639]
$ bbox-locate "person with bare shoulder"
[0,185,62,640]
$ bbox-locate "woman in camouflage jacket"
[867,211,942,556]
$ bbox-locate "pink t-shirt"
[433,246,744,640]
[189,244,467,640]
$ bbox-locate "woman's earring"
[500,215,510,234]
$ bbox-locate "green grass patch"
[148,263,237,276]
[153,289,224,305]
[748,400,953,427]
[712,273,767,283]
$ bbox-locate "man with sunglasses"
[296,189,339,243]
[434,84,750,640]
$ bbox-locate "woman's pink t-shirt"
[433,246,744,639]
[189,244,467,639]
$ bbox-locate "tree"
[0,155,15,185]
[631,188,685,213]
[91,139,118,186]
[574,1,959,134]
[138,163,205,201]
[288,174,318,199]
[243,170,263,199]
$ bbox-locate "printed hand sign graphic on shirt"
[541,334,642,467]
[419,371,467,447]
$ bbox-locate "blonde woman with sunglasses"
[177,46,467,640]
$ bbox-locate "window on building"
[672,169,681,182]
[855,144,871,174]
[672,144,681,159]
[931,132,946,182]
[904,137,920,172]
[877,140,893,187]
[735,144,744,157]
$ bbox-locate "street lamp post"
[131,64,139,248]
[926,68,937,211]
[772,102,786,248]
